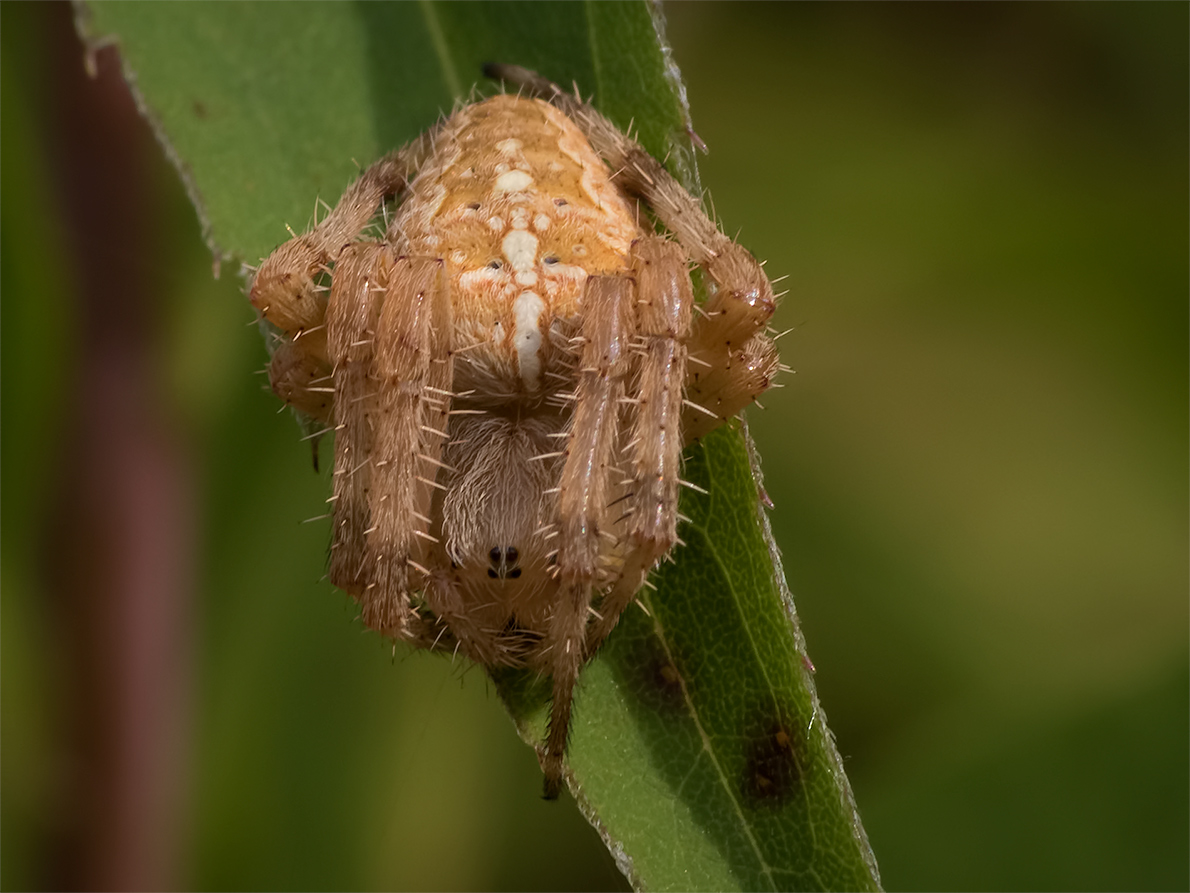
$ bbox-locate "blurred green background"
[2,3,1186,891]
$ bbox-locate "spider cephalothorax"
[249,65,780,797]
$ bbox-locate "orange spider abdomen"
[397,95,641,393]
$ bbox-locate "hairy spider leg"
[326,244,390,602]
[623,237,693,560]
[681,286,781,442]
[554,96,779,440]
[543,274,635,798]
[364,256,455,637]
[268,336,335,423]
[250,130,442,437]
[249,128,439,339]
[586,236,693,652]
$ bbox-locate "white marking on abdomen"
[496,138,522,155]
[502,229,538,272]
[458,267,503,290]
[513,290,545,389]
[494,170,533,194]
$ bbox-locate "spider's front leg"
[249,132,438,418]
[544,274,634,799]
[581,130,778,440]
[326,247,454,638]
[486,65,780,438]
[681,244,781,442]
[587,237,692,651]
[603,145,779,439]
[325,244,386,600]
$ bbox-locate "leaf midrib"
[416,0,463,100]
[643,596,778,891]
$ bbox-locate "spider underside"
[249,66,779,798]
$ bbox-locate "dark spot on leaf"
[742,719,802,808]
[612,627,687,716]
[192,99,208,119]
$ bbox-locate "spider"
[248,64,780,798]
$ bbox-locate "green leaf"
[78,3,880,890]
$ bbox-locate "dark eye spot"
[505,546,518,563]
[487,568,498,578]
[554,198,568,207]
[542,255,559,265]
[466,202,481,210]
[487,259,503,270]
[489,547,502,565]
[508,568,522,579]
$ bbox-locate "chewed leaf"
[78,2,880,890]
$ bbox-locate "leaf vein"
[416,0,463,100]
[583,0,604,104]
[643,595,777,891]
[692,455,783,718]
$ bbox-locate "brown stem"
[36,4,195,889]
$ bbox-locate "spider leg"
[682,309,781,443]
[367,256,454,636]
[587,236,692,652]
[486,66,780,441]
[249,129,439,340]
[325,246,454,640]
[267,334,334,424]
[544,274,634,798]
[326,243,389,600]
